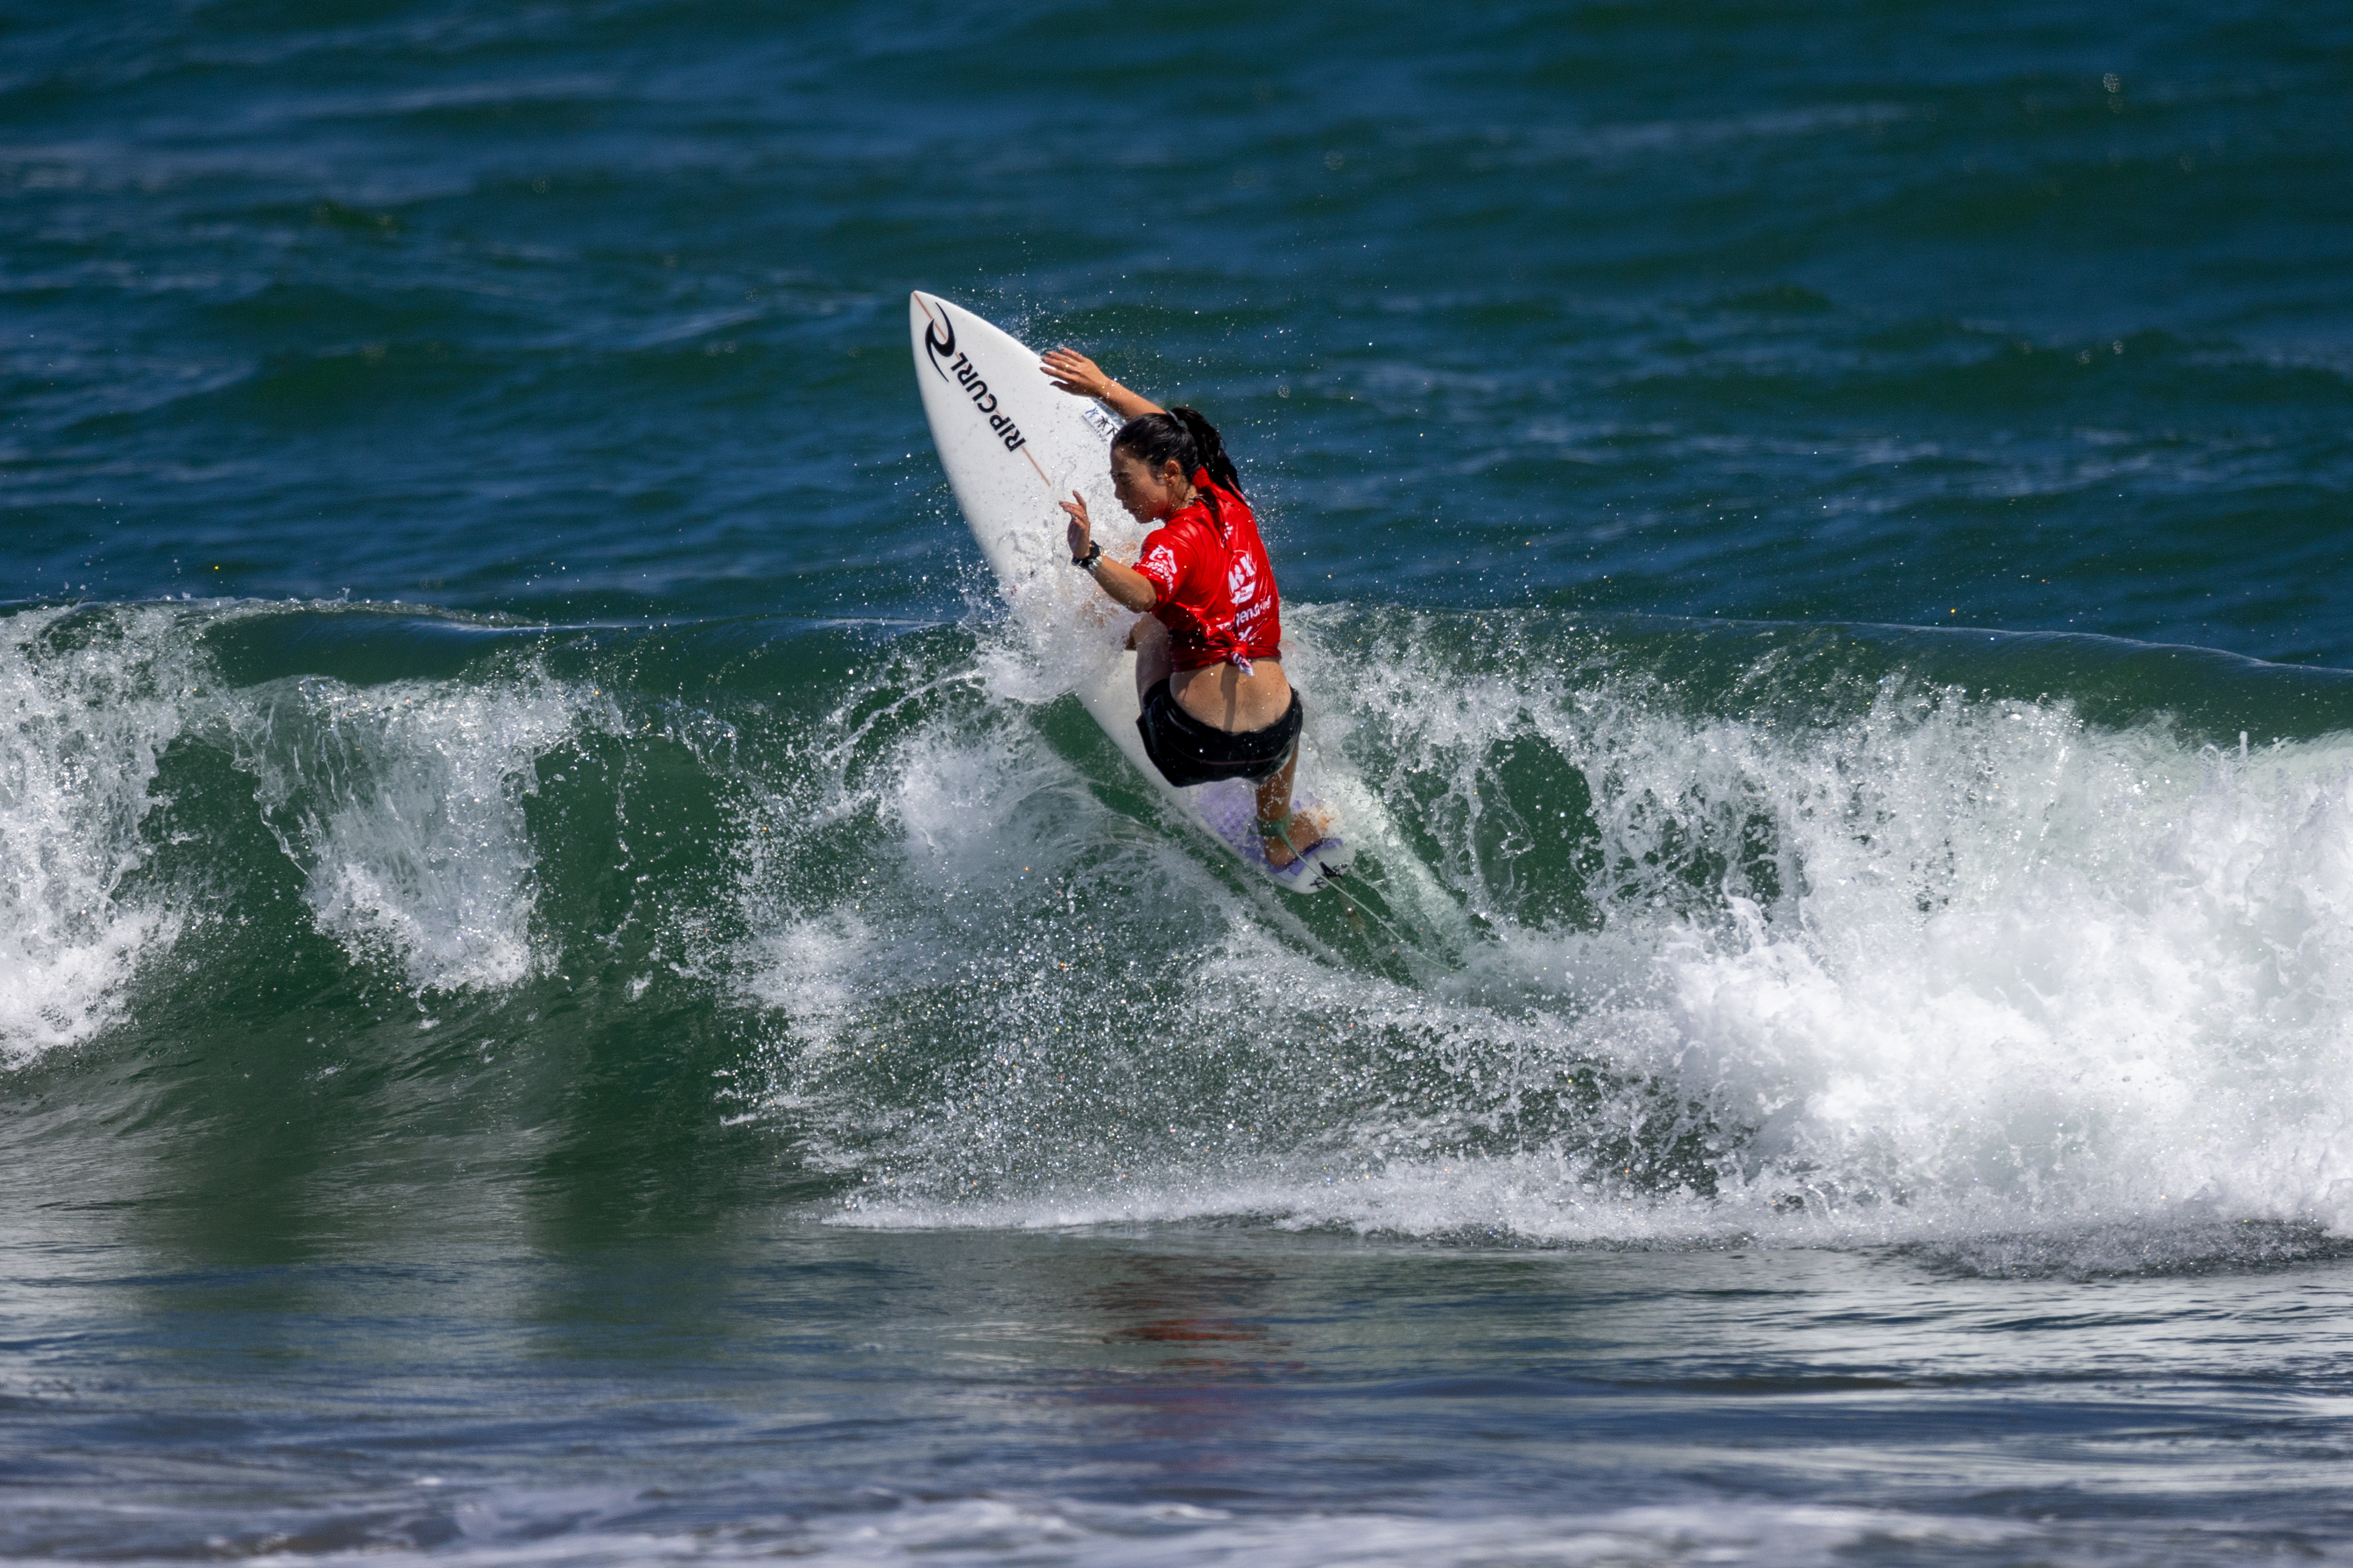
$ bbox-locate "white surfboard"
[908,291,1353,893]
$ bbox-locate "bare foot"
[1261,805,1332,868]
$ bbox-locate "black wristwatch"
[1073,541,1103,569]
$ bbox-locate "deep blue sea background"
[7,2,2353,1564]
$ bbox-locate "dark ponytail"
[1169,406,1243,500]
[1111,406,1246,504]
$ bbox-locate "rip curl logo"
[922,312,1026,454]
[923,313,957,377]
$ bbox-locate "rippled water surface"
[5,1,2353,1563]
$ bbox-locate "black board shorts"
[1136,679,1303,790]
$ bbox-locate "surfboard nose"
[910,291,954,361]
[910,291,952,349]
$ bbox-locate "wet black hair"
[1111,406,1245,504]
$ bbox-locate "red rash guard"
[1132,477,1283,672]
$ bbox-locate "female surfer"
[1040,347,1326,868]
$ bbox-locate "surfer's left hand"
[1061,491,1093,558]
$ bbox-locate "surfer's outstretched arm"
[1041,349,1163,421]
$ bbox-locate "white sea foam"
[743,910,878,1057]
[228,668,595,994]
[0,604,613,1059]
[0,606,195,1062]
[801,610,2353,1252]
[1597,689,2353,1239]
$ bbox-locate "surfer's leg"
[1253,747,1326,868]
[1131,615,1171,703]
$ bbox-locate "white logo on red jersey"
[1227,547,1260,611]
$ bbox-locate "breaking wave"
[8,597,2353,1262]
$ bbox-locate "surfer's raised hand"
[1041,348,1111,397]
[1061,491,1093,558]
[1062,490,1158,613]
[1041,348,1164,420]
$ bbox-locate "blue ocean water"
[6,2,2353,1563]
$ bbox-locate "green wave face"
[8,599,2353,1259]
